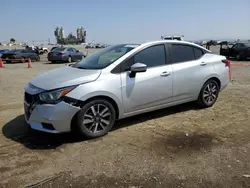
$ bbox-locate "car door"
[170,44,214,102]
[72,48,82,60]
[67,48,75,61]
[238,43,247,57]
[230,44,240,57]
[20,49,31,59]
[26,49,37,60]
[120,44,173,113]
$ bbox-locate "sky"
[0,0,250,44]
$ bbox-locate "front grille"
[24,104,31,120]
[24,92,39,120]
[25,92,38,104]
[41,123,55,130]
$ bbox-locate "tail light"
[58,52,64,55]
[222,59,231,80]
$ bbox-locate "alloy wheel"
[202,82,218,105]
[68,56,72,63]
[83,104,111,133]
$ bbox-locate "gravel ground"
[0,47,250,188]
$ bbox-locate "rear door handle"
[200,62,207,66]
[160,71,170,77]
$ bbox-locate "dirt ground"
[0,48,250,188]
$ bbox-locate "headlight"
[39,86,77,104]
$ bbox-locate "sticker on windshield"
[124,44,140,48]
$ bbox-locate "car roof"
[139,40,210,52]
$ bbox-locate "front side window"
[73,44,139,69]
[193,47,204,59]
[21,50,28,53]
[171,44,195,63]
[133,44,166,68]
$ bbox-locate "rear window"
[52,47,65,52]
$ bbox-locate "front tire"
[76,99,116,139]
[197,80,219,108]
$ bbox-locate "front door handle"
[200,62,207,66]
[160,71,170,77]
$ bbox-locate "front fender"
[79,91,124,119]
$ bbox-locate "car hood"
[30,65,101,90]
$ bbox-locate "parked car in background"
[47,47,84,63]
[24,40,230,139]
[85,43,95,49]
[95,43,105,48]
[220,42,250,60]
[50,46,59,52]
[161,35,184,41]
[1,49,40,63]
[0,49,9,57]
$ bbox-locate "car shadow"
[1,115,86,150]
[113,102,200,131]
[2,102,201,150]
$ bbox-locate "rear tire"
[21,57,25,63]
[76,99,116,139]
[68,56,72,63]
[236,53,242,61]
[36,56,40,61]
[197,80,220,108]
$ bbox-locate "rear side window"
[171,44,195,63]
[134,44,166,68]
[52,47,65,52]
[21,50,28,53]
[193,48,203,59]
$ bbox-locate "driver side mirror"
[130,62,147,73]
[129,62,147,77]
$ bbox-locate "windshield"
[73,44,139,69]
[52,47,66,52]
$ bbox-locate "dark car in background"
[1,49,40,63]
[0,49,10,57]
[47,47,84,63]
[220,42,250,60]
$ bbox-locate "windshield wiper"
[76,66,88,69]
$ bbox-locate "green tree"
[10,38,15,43]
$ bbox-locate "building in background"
[76,27,86,43]
[54,26,86,44]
